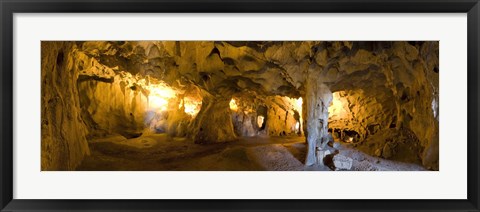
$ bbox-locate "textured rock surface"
[41,42,90,170]
[332,154,354,170]
[229,95,302,138]
[41,41,439,170]
[189,96,237,144]
[328,89,396,141]
[303,78,332,166]
[265,96,303,137]
[77,76,147,138]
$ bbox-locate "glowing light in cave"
[149,96,170,111]
[257,115,265,128]
[178,100,184,109]
[118,73,178,112]
[295,97,303,111]
[328,92,347,118]
[229,99,238,111]
[146,83,177,111]
[290,97,303,135]
[183,97,202,117]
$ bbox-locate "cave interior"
[41,41,439,171]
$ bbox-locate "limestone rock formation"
[189,96,237,144]
[41,41,439,170]
[303,78,332,166]
[41,42,90,170]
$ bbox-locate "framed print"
[1,0,479,211]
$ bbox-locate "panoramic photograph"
[41,41,439,171]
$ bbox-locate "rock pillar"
[303,77,332,166]
[190,95,237,144]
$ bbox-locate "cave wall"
[326,42,439,169]
[77,75,148,139]
[77,73,204,139]
[265,96,302,137]
[328,89,397,141]
[41,42,90,170]
[232,111,259,137]
[229,95,302,137]
[388,42,439,169]
[164,97,192,137]
[231,97,260,137]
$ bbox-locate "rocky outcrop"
[189,95,237,144]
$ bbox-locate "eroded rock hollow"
[41,41,439,171]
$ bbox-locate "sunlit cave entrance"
[41,41,439,171]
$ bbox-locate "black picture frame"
[1,0,479,211]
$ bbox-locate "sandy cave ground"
[77,134,426,171]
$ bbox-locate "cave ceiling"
[77,41,439,100]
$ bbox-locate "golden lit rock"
[183,97,202,117]
[41,41,439,171]
[229,98,238,111]
[257,115,265,128]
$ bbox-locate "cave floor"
[76,134,426,171]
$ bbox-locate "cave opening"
[41,41,439,171]
[256,105,268,131]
